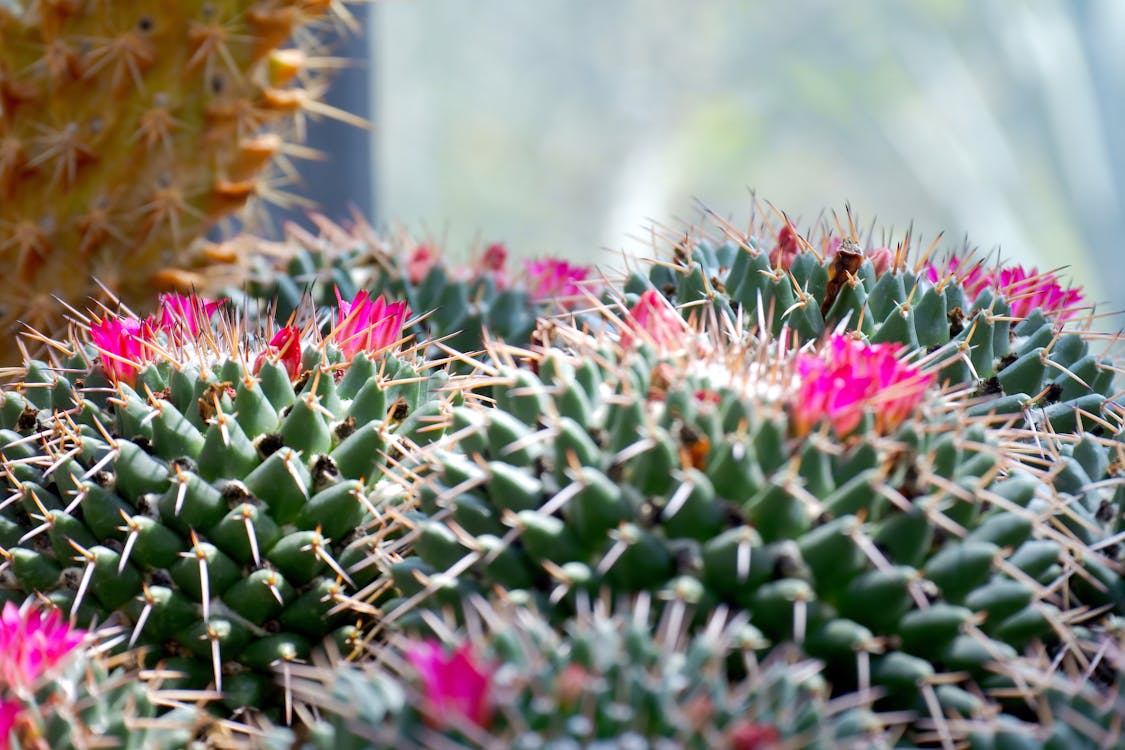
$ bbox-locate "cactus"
[0,1,357,360]
[366,292,1125,742]
[267,595,898,749]
[231,215,600,359]
[0,600,206,749]
[625,212,1114,417]
[0,290,445,713]
[0,189,1121,748]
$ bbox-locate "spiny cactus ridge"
[0,206,1121,748]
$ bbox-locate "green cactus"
[623,215,1113,420]
[5,645,219,750]
[366,303,1125,743]
[0,292,446,713]
[232,216,599,361]
[266,595,897,749]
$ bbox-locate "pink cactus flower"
[478,243,510,288]
[620,290,686,350]
[729,721,781,750]
[925,257,1082,321]
[790,334,933,437]
[991,265,1083,321]
[866,246,894,277]
[330,289,411,360]
[89,314,154,386]
[769,224,801,268]
[151,293,223,341]
[524,257,595,305]
[407,244,439,285]
[407,640,492,729]
[254,326,303,380]
[482,243,508,273]
[0,698,20,750]
[0,602,85,692]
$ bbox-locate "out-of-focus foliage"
[373,0,1125,325]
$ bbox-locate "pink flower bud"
[790,334,933,437]
[407,640,493,729]
[407,244,439,285]
[620,290,685,350]
[90,314,154,386]
[0,602,85,692]
[524,257,595,305]
[254,326,303,380]
[330,289,411,360]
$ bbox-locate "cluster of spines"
[0,203,1121,747]
[0,1,358,359]
[0,290,439,715]
[232,214,601,360]
[269,595,901,749]
[362,320,1123,740]
[624,208,1117,421]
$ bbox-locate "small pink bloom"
[769,224,801,268]
[407,244,439,285]
[993,265,1083,321]
[0,602,85,691]
[620,290,686,350]
[152,294,223,341]
[867,246,894,277]
[790,334,933,437]
[822,235,843,259]
[89,315,154,386]
[694,389,722,404]
[254,326,303,380]
[924,257,1082,321]
[482,243,507,273]
[407,640,492,729]
[729,721,781,750]
[0,699,20,750]
[524,257,595,305]
[478,243,510,289]
[330,289,411,359]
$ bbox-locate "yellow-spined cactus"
[0,0,354,360]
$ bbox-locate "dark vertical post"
[268,4,374,228]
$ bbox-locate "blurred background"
[290,0,1125,328]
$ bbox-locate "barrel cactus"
[0,290,445,713]
[0,199,1119,749]
[232,215,600,358]
[0,601,205,749]
[628,215,1112,413]
[359,237,1124,745]
[269,595,898,749]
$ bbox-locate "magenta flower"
[620,290,686,350]
[729,721,781,750]
[790,334,933,437]
[254,326,303,380]
[524,257,595,305]
[407,640,492,729]
[0,602,85,692]
[991,265,1083,321]
[925,257,1082,321]
[407,243,439,285]
[865,246,894,277]
[151,293,223,341]
[769,224,801,268]
[330,289,411,359]
[477,243,510,288]
[89,314,154,386]
[0,699,20,750]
